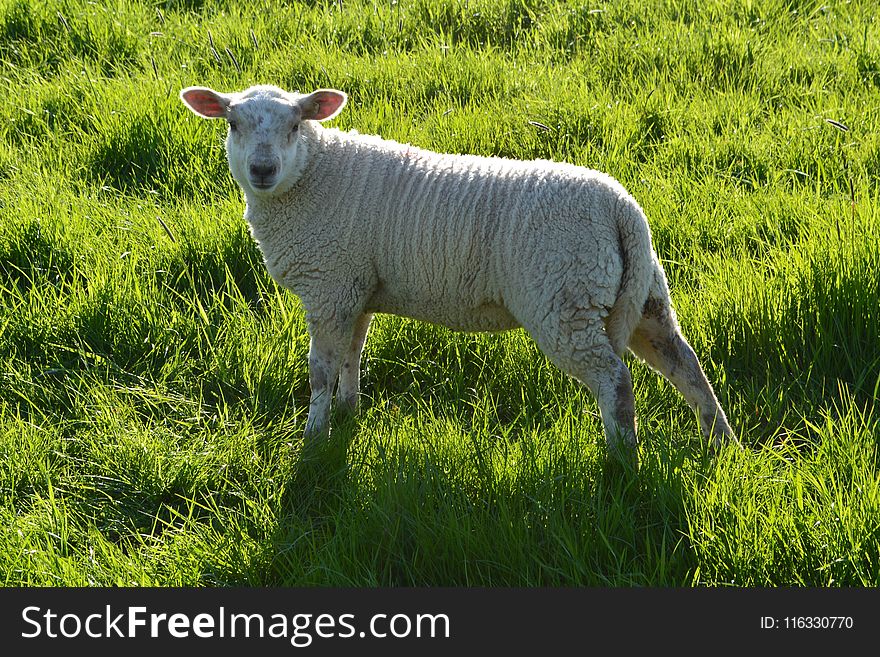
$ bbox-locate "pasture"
[0,0,879,586]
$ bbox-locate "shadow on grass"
[280,418,358,521]
[260,417,708,587]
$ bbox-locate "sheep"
[179,83,737,462]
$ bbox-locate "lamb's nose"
[249,162,278,187]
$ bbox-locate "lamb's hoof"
[705,428,742,453]
[336,397,360,417]
[607,441,639,472]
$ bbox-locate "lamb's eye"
[290,124,299,137]
[228,120,238,132]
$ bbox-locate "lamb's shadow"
[271,413,360,533]
[261,418,709,586]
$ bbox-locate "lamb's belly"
[366,293,519,332]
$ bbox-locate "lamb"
[179,83,737,461]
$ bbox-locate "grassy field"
[0,0,878,586]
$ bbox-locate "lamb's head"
[180,84,346,195]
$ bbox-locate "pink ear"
[180,87,229,118]
[301,90,347,121]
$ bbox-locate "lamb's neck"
[243,191,294,231]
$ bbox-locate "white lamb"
[180,84,736,460]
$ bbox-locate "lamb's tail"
[605,196,655,355]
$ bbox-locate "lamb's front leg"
[304,321,356,440]
[337,313,373,415]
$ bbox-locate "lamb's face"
[224,89,303,195]
[180,84,348,197]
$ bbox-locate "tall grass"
[0,0,878,586]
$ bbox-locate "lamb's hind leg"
[628,294,736,448]
[528,311,639,463]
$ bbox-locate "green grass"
[1,0,879,586]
